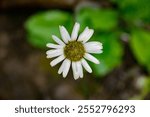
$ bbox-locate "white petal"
[71,22,80,40]
[84,42,103,54]
[72,62,79,80]
[46,49,63,58]
[78,27,94,43]
[46,43,63,49]
[52,35,65,46]
[62,59,71,78]
[78,27,89,41]
[84,42,103,49]
[59,26,71,43]
[81,58,92,73]
[83,29,94,43]
[46,49,62,55]
[50,55,65,67]
[86,49,103,54]
[84,53,100,64]
[76,61,83,78]
[58,59,66,74]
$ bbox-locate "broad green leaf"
[90,32,123,76]
[130,29,150,71]
[76,7,118,31]
[113,0,150,23]
[25,11,73,49]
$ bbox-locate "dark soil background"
[0,0,149,100]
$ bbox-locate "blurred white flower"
[46,22,103,80]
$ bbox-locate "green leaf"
[130,29,150,71]
[90,32,123,76]
[25,10,73,49]
[76,7,118,31]
[114,0,150,23]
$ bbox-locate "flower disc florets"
[64,41,85,61]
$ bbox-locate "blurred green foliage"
[25,0,150,77]
[76,7,118,31]
[25,11,73,48]
[112,0,150,23]
[130,29,150,71]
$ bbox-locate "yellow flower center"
[64,41,85,61]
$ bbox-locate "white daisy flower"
[46,22,103,80]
